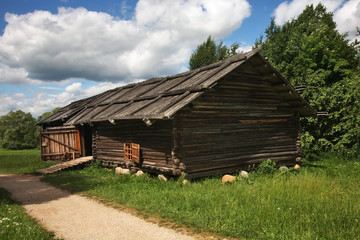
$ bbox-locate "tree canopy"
[0,110,38,149]
[254,4,360,156]
[189,36,240,70]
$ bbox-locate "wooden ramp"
[36,156,94,174]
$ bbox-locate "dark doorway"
[81,125,93,156]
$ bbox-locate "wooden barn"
[38,49,316,179]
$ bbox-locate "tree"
[189,36,240,70]
[254,4,360,156]
[0,110,38,149]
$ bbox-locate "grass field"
[0,188,55,240]
[0,149,55,174]
[0,149,359,239]
[41,154,360,240]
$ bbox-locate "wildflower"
[277,207,281,211]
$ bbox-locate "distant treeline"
[0,108,60,150]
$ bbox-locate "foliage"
[0,110,38,150]
[255,159,276,175]
[254,4,360,156]
[0,107,61,150]
[0,188,55,240]
[42,153,360,240]
[189,36,240,70]
[0,149,55,174]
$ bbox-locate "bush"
[256,159,277,175]
[0,110,38,150]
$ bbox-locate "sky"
[0,0,359,117]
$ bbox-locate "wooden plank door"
[40,126,81,161]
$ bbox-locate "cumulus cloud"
[0,63,41,85]
[273,0,360,41]
[0,0,251,85]
[334,0,360,41]
[273,0,343,25]
[0,81,124,117]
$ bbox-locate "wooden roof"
[38,49,316,126]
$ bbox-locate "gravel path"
[0,174,196,240]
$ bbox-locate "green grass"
[0,149,55,174]
[0,188,56,240]
[42,154,360,240]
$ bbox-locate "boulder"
[279,166,289,171]
[222,174,236,184]
[115,167,123,175]
[158,174,167,182]
[136,170,144,177]
[240,170,249,178]
[121,168,131,175]
[294,164,301,170]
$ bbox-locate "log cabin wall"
[175,67,301,179]
[94,120,175,174]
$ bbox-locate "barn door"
[40,126,81,161]
[124,143,140,163]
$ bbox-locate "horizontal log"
[183,145,296,157]
[183,150,299,165]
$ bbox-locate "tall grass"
[0,149,54,174]
[43,154,360,239]
[0,188,55,240]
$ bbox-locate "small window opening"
[124,143,140,163]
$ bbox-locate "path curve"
[0,174,195,240]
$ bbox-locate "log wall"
[94,120,175,174]
[175,71,301,179]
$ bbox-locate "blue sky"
[0,0,358,117]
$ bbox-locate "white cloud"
[274,0,343,25]
[0,0,251,85]
[0,63,41,85]
[0,81,124,117]
[334,0,360,41]
[273,0,360,41]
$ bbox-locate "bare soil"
[0,174,199,240]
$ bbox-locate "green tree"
[189,36,240,70]
[254,4,360,156]
[0,110,38,149]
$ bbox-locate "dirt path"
[0,174,196,240]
